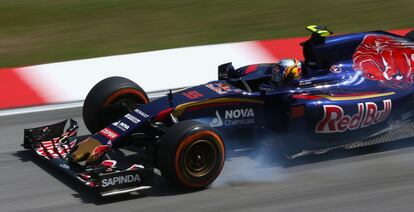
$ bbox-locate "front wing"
[22,119,153,197]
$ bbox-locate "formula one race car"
[23,25,414,196]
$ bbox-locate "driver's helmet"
[271,59,302,84]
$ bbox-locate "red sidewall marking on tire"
[104,88,148,106]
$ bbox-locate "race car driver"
[271,58,303,85]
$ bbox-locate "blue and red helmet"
[272,59,302,84]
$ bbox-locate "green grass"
[0,0,412,67]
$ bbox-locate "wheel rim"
[184,139,217,178]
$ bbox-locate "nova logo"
[101,174,141,187]
[210,108,255,127]
[210,111,223,127]
[225,108,254,119]
[315,99,392,133]
[112,121,130,131]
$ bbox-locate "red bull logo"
[315,99,392,133]
[353,35,414,88]
[92,145,111,158]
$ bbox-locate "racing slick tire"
[405,30,414,41]
[83,76,149,134]
[156,120,225,189]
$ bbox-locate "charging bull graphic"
[353,35,414,88]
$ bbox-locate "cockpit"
[217,25,375,93]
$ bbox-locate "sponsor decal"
[329,65,342,73]
[101,174,141,188]
[134,108,150,118]
[245,64,259,74]
[353,35,414,88]
[125,114,141,124]
[210,111,223,127]
[59,163,70,169]
[299,80,312,86]
[315,99,392,133]
[210,108,255,127]
[112,120,130,131]
[205,83,231,95]
[99,128,119,140]
[182,90,204,99]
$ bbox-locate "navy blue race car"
[23,26,414,196]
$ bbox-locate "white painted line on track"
[0,101,84,117]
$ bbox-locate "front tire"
[83,76,149,134]
[156,120,225,189]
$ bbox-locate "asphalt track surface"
[2,108,414,212]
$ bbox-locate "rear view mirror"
[218,62,235,80]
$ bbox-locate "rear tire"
[156,120,225,189]
[83,76,149,134]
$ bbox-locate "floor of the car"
[288,121,414,159]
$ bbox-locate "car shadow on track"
[13,137,414,204]
[13,150,206,205]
